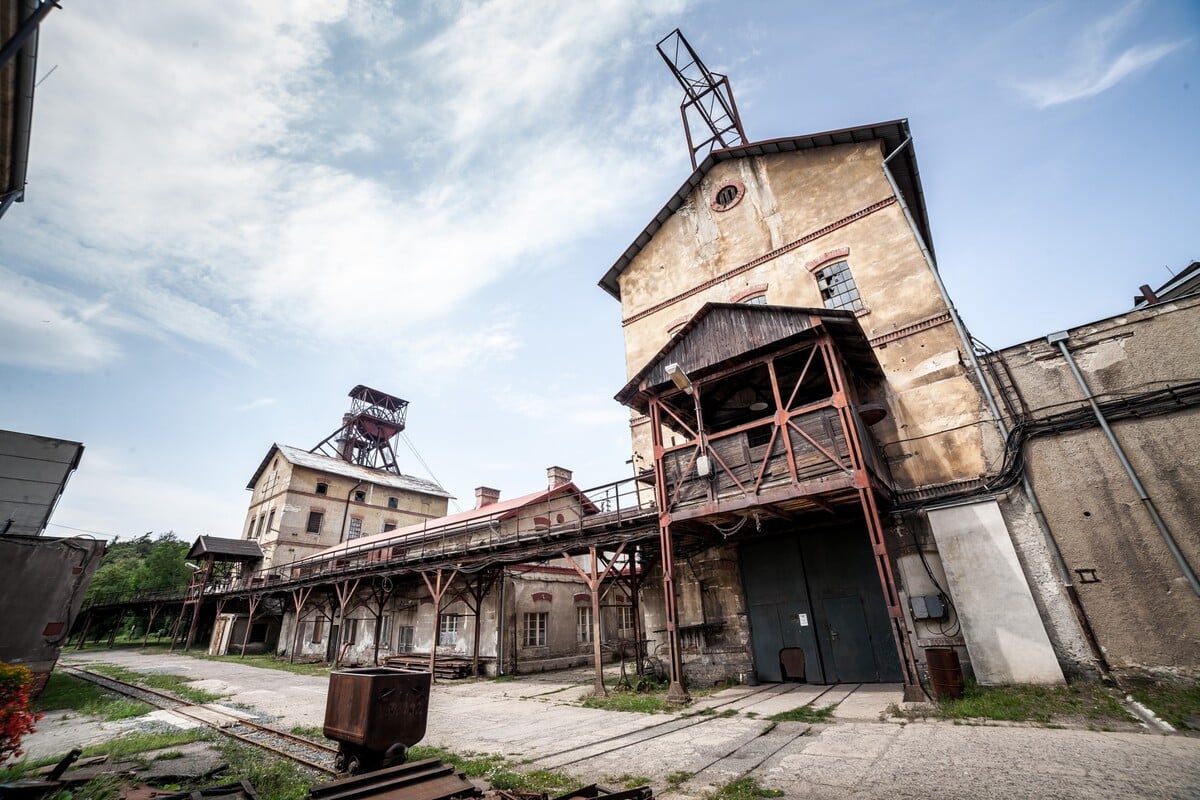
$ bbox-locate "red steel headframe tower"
[656,29,748,169]
[310,385,409,475]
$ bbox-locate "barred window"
[306,511,324,534]
[348,517,363,539]
[523,612,548,647]
[814,260,864,312]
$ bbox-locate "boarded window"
[311,618,323,644]
[343,619,358,644]
[523,612,547,647]
[306,511,324,534]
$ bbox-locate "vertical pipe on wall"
[883,138,1109,671]
[1049,332,1200,597]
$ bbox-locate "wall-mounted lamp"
[185,561,201,571]
[665,363,693,395]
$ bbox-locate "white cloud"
[9,1,688,373]
[0,270,122,371]
[1012,1,1188,108]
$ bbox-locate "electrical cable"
[400,431,462,513]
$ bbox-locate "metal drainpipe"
[882,138,1111,670]
[496,568,506,676]
[1048,331,1200,597]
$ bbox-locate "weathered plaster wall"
[997,296,1200,675]
[245,459,449,569]
[617,142,999,492]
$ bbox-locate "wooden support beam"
[288,586,314,664]
[420,568,458,682]
[240,594,262,658]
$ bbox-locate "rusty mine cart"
[324,666,432,775]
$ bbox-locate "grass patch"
[665,771,692,790]
[935,682,1131,725]
[407,745,582,794]
[219,739,320,800]
[580,689,670,714]
[769,703,837,723]
[198,652,334,678]
[707,777,783,800]
[607,773,651,790]
[36,672,152,721]
[1127,680,1200,731]
[87,663,224,703]
[153,750,185,761]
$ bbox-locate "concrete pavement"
[26,649,1200,799]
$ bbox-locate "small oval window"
[710,180,744,211]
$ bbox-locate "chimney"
[475,486,501,508]
[547,466,573,489]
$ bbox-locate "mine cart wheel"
[335,745,366,776]
[381,743,408,768]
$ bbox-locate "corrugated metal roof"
[246,444,452,498]
[187,536,264,561]
[0,429,84,537]
[598,119,932,299]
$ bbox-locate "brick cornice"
[621,196,896,327]
[868,312,953,347]
[804,247,851,273]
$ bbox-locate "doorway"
[740,524,900,684]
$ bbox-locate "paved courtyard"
[23,650,1200,799]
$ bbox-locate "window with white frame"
[814,260,864,312]
[742,293,768,305]
[396,626,415,652]
[348,516,363,539]
[523,612,548,647]
[617,605,635,633]
[438,614,459,646]
[576,606,593,644]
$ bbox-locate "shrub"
[0,663,42,764]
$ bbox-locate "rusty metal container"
[324,667,431,755]
[925,647,964,700]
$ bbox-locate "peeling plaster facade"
[607,128,1089,688]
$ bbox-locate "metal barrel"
[925,647,964,700]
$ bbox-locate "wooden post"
[650,397,690,703]
[74,609,94,650]
[563,542,627,697]
[240,594,262,658]
[288,586,313,663]
[462,571,497,678]
[142,603,163,648]
[107,608,126,647]
[420,568,458,683]
[332,579,361,668]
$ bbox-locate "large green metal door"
[740,536,824,683]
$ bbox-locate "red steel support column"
[651,398,689,703]
[819,333,923,699]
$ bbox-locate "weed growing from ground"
[768,703,837,723]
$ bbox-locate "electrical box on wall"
[910,593,947,620]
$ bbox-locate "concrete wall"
[995,295,1200,677]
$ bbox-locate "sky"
[2,0,1196,544]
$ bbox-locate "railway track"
[60,665,338,774]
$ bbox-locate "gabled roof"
[187,536,263,562]
[598,119,931,299]
[246,444,452,498]
[616,302,882,410]
[305,482,599,563]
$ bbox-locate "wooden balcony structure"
[616,303,920,700]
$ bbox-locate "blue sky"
[2,0,1196,543]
